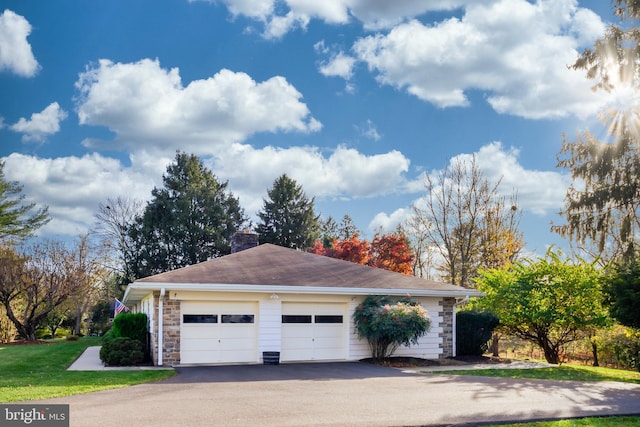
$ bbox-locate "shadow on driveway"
[162,361,417,383]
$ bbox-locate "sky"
[0,0,625,256]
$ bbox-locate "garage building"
[123,237,481,366]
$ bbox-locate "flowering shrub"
[353,295,431,360]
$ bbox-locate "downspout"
[158,288,165,366]
[452,295,470,358]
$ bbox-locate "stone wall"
[438,297,455,359]
[151,291,181,366]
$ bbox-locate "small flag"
[115,298,128,316]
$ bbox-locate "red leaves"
[309,232,414,275]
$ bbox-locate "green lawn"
[427,364,640,384]
[0,338,175,402]
[488,416,640,426]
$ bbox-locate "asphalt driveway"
[37,362,640,427]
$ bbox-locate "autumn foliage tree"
[309,232,414,275]
[369,234,413,275]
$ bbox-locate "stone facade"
[151,291,181,366]
[438,297,455,359]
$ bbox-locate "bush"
[65,335,80,341]
[111,313,148,344]
[456,310,500,356]
[353,295,431,361]
[100,337,144,366]
[597,326,640,371]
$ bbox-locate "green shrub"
[100,337,144,366]
[597,326,640,371]
[65,335,80,341]
[353,295,431,361]
[456,310,500,356]
[111,313,148,344]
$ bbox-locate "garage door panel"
[314,324,343,337]
[218,326,256,340]
[181,326,219,340]
[180,301,257,364]
[182,350,220,364]
[181,338,220,351]
[281,303,347,362]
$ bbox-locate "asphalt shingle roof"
[137,243,466,292]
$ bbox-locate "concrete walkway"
[67,346,173,371]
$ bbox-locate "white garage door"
[281,302,347,362]
[181,301,257,364]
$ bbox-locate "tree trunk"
[490,333,500,357]
[591,340,600,367]
[540,338,560,364]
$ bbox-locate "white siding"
[258,297,281,354]
[153,291,445,364]
[348,296,444,361]
[393,298,443,359]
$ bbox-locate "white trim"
[124,282,482,305]
[158,288,165,366]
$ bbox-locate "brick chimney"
[231,230,259,253]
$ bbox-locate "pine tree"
[0,161,49,244]
[255,174,320,249]
[128,152,247,277]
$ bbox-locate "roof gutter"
[125,282,483,304]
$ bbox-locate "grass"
[0,337,175,402]
[487,416,640,426]
[427,364,640,384]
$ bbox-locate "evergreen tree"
[255,174,320,249]
[554,1,640,261]
[128,152,247,277]
[338,214,360,239]
[0,161,49,244]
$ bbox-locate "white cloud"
[318,51,356,79]
[10,102,68,142]
[75,58,321,154]
[1,144,412,238]
[210,143,411,213]
[370,141,571,233]
[2,153,157,237]
[0,9,39,77]
[198,0,481,37]
[356,119,381,141]
[352,0,607,119]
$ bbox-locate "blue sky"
[0,0,623,255]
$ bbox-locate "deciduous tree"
[93,196,143,287]
[0,241,88,341]
[411,155,522,287]
[369,233,413,275]
[474,249,608,364]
